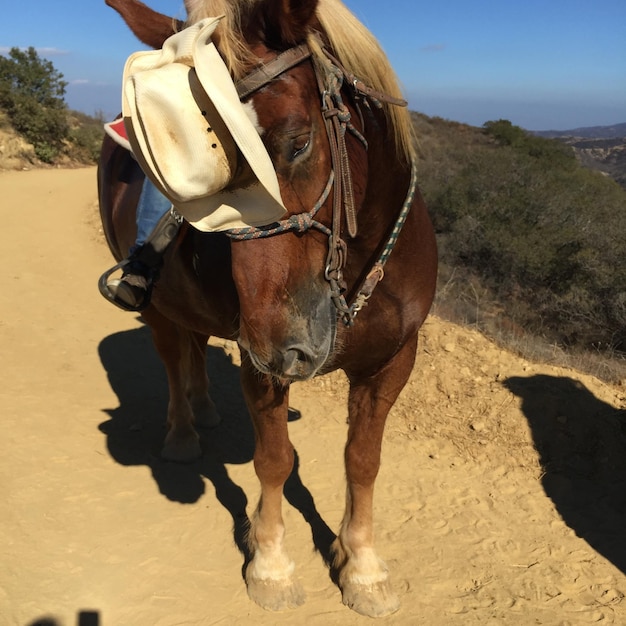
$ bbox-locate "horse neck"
[354,104,413,243]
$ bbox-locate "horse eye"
[290,134,311,161]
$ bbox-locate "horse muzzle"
[262,343,330,381]
[241,330,335,382]
[239,299,337,383]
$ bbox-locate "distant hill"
[534,122,626,139]
[531,123,626,189]
[561,137,626,189]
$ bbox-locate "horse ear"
[106,0,183,49]
[262,0,319,47]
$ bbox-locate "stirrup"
[98,259,152,312]
[99,209,182,311]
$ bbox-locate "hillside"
[562,137,626,189]
[412,113,626,379]
[0,108,103,170]
[0,111,37,169]
[534,123,626,189]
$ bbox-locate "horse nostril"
[281,345,313,377]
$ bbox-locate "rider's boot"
[100,209,182,312]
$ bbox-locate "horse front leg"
[334,335,418,617]
[240,353,305,611]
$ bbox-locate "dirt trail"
[1,167,626,626]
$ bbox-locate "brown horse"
[99,0,437,617]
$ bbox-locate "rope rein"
[348,162,417,319]
[226,172,335,240]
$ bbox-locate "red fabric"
[108,118,128,142]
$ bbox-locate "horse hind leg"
[185,330,221,429]
[142,309,219,462]
[333,335,418,617]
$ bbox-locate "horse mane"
[184,0,415,164]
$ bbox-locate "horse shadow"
[504,374,626,573]
[97,321,336,567]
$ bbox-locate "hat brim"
[181,181,286,232]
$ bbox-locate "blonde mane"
[185,0,415,164]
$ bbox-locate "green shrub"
[415,114,626,354]
[0,46,68,162]
[68,111,105,163]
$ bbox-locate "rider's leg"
[134,176,173,251]
[105,178,179,311]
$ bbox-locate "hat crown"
[122,18,287,231]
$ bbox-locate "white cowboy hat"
[122,16,287,231]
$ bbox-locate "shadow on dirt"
[504,374,626,574]
[29,612,100,626]
[97,321,336,566]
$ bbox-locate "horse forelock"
[185,0,415,165]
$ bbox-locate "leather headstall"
[227,41,415,327]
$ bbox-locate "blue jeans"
[130,178,172,255]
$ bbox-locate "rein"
[225,43,416,327]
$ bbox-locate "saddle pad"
[104,118,132,153]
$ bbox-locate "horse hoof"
[340,579,400,618]
[191,397,222,428]
[246,576,305,612]
[161,433,202,463]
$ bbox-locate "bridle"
[224,42,417,327]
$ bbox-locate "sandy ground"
[2,166,626,626]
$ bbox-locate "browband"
[235,44,312,100]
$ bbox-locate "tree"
[0,47,68,162]
[483,118,576,167]
[483,119,527,147]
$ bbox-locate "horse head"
[225,3,341,383]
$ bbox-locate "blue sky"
[1,0,624,130]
